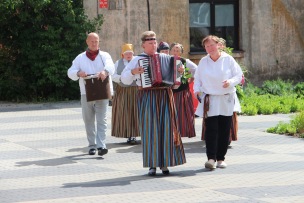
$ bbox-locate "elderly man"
[67,32,115,156]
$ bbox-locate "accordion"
[138,54,182,89]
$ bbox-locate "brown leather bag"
[84,76,111,102]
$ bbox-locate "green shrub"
[266,127,277,133]
[275,122,289,134]
[242,105,258,115]
[259,79,294,96]
[258,103,274,115]
[294,82,304,97]
[278,105,291,114]
[291,111,304,133]
[243,82,260,96]
[267,111,304,138]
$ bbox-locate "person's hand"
[77,71,87,78]
[194,92,202,103]
[222,80,230,88]
[98,70,108,81]
[178,64,184,74]
[131,67,145,75]
[194,92,200,98]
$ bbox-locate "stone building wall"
[84,0,304,84]
[241,0,304,84]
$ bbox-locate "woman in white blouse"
[193,35,243,170]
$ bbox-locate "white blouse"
[194,52,243,117]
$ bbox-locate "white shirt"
[121,52,158,86]
[112,58,130,83]
[67,51,115,95]
[185,58,197,76]
[194,52,243,117]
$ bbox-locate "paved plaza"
[0,101,303,203]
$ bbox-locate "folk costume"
[111,44,140,143]
[121,52,186,169]
[173,58,197,138]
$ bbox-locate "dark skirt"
[137,87,186,168]
[173,88,196,138]
[111,86,140,138]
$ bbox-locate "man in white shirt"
[67,32,115,156]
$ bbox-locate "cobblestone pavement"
[0,101,303,203]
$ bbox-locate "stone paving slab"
[0,102,303,203]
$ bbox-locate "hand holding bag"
[84,74,111,102]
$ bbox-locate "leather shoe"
[97,148,108,156]
[160,167,170,175]
[148,167,156,176]
[88,148,96,155]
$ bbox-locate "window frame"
[189,0,239,53]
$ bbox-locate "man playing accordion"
[121,31,186,176]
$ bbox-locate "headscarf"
[121,43,134,58]
[157,41,169,53]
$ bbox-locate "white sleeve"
[121,57,139,85]
[193,59,203,93]
[227,57,243,87]
[101,52,115,75]
[186,59,197,76]
[111,60,121,83]
[67,57,80,81]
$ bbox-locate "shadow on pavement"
[15,154,104,167]
[62,168,210,188]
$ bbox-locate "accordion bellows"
[138,54,182,89]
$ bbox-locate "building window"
[189,0,239,53]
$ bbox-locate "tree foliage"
[0,0,103,101]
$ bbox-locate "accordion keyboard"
[139,58,152,88]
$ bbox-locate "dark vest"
[117,59,136,87]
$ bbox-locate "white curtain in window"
[215,4,234,26]
[189,3,210,27]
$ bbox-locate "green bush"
[259,79,293,96]
[258,103,274,115]
[291,111,304,133]
[243,82,260,97]
[0,0,103,102]
[294,82,304,97]
[240,81,304,116]
[242,104,258,116]
[266,111,304,137]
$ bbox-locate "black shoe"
[129,137,137,145]
[127,137,132,144]
[148,167,156,176]
[97,148,108,156]
[88,148,96,155]
[160,167,170,175]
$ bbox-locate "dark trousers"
[205,115,232,161]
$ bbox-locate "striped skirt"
[138,87,186,168]
[111,86,140,138]
[173,89,196,138]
